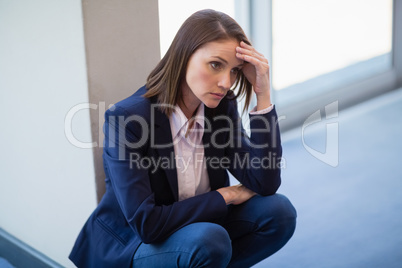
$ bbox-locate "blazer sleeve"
[224,98,282,196]
[102,105,227,244]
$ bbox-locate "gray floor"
[254,88,402,267]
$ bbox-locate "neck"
[178,100,199,119]
[179,82,201,119]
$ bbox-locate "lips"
[210,93,225,98]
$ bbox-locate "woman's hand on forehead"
[236,41,271,109]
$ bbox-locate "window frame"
[235,0,402,131]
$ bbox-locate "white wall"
[0,0,97,266]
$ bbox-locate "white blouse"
[169,103,273,201]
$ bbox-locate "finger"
[240,41,254,50]
[237,43,263,58]
[236,52,269,69]
[236,48,267,64]
[240,41,264,57]
[236,46,268,64]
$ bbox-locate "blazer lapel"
[203,107,227,190]
[152,105,179,201]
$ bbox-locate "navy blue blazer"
[69,86,282,267]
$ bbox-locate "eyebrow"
[212,56,244,67]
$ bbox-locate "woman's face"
[181,39,244,110]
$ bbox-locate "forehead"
[193,39,242,64]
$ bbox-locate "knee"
[190,223,232,267]
[269,194,297,222]
[266,194,297,239]
[250,194,296,235]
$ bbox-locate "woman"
[69,9,296,268]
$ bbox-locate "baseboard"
[0,228,63,268]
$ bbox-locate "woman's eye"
[211,62,221,70]
[231,68,240,75]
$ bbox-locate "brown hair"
[144,9,253,115]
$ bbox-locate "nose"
[217,71,232,91]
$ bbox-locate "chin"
[203,101,221,109]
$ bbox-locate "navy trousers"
[132,194,296,268]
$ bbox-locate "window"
[272,0,393,106]
[238,0,401,131]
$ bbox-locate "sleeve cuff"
[249,104,274,115]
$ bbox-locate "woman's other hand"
[236,41,272,110]
[217,184,257,205]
